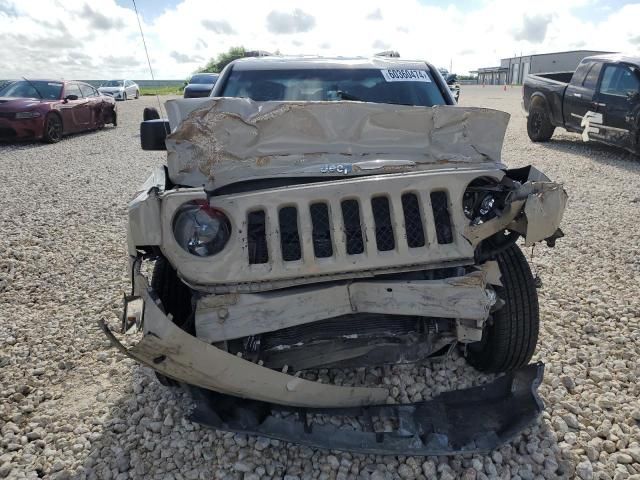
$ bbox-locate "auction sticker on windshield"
[381,69,431,82]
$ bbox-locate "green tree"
[199,46,245,74]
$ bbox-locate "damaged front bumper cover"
[188,363,544,455]
[100,271,545,454]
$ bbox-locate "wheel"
[42,114,62,143]
[151,257,193,329]
[150,257,193,388]
[123,92,127,101]
[112,110,117,127]
[135,90,140,99]
[465,244,540,373]
[527,104,555,142]
[143,107,160,121]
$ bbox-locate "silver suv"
[103,56,567,454]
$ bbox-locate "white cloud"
[0,0,638,79]
[266,8,316,34]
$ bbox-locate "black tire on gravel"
[466,244,540,373]
[42,113,63,143]
[527,104,555,142]
[150,257,193,388]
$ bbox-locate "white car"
[98,79,139,101]
[102,56,568,455]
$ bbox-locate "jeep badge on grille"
[320,164,352,174]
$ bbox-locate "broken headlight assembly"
[463,177,508,225]
[173,200,231,256]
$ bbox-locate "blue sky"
[2,0,639,79]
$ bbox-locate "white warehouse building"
[472,50,614,85]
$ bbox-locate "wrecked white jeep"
[102,56,567,454]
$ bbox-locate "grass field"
[139,85,184,96]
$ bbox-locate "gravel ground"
[1,87,639,480]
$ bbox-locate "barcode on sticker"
[381,69,431,82]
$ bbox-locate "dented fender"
[127,167,166,256]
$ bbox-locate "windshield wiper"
[337,90,364,102]
[21,77,43,99]
[336,92,416,107]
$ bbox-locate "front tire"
[150,257,193,387]
[123,92,127,101]
[42,114,62,143]
[135,90,140,99]
[151,257,193,328]
[466,244,539,373]
[527,105,555,142]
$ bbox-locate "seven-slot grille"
[247,191,454,265]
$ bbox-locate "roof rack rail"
[375,50,400,58]
[244,50,272,58]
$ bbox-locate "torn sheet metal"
[195,271,495,343]
[522,184,568,246]
[464,166,567,247]
[505,166,568,246]
[100,273,388,408]
[127,167,166,255]
[164,98,510,188]
[188,363,545,455]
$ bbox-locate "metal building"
[472,50,614,85]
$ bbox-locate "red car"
[0,80,117,143]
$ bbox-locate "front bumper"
[100,91,124,100]
[0,117,45,140]
[194,270,496,344]
[103,269,388,408]
[188,363,544,455]
[101,268,545,454]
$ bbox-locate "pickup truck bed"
[522,53,640,154]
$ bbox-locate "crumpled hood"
[164,97,510,189]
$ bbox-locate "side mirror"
[140,119,170,151]
[446,74,457,85]
[65,94,79,101]
[143,107,160,121]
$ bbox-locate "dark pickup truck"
[523,54,640,154]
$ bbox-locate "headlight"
[15,111,41,119]
[173,200,231,257]
[463,178,505,225]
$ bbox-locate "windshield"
[190,74,217,85]
[220,68,447,106]
[102,80,124,87]
[0,80,63,100]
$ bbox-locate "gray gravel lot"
[1,87,639,480]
